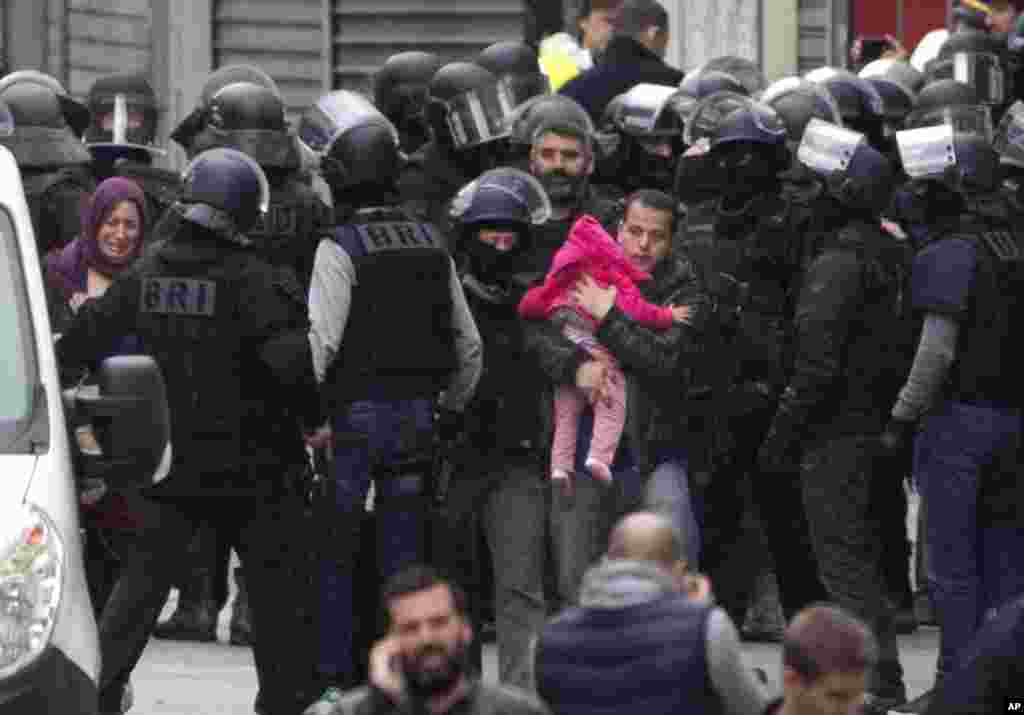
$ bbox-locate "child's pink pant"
[550,347,627,477]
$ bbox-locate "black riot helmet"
[797,118,896,214]
[761,77,844,149]
[0,82,92,167]
[679,68,748,100]
[179,147,270,242]
[172,65,282,152]
[85,74,163,164]
[682,90,755,146]
[426,62,512,150]
[598,84,686,192]
[805,66,887,148]
[475,41,550,109]
[707,101,790,195]
[298,90,402,196]
[0,70,90,138]
[858,59,923,125]
[925,30,1008,106]
[185,81,301,170]
[906,79,993,139]
[449,167,552,302]
[702,56,767,95]
[372,51,443,153]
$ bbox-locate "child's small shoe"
[585,458,612,483]
[552,468,573,497]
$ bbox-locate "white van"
[0,145,169,713]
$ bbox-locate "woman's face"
[97,200,141,264]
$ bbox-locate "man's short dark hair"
[577,0,624,21]
[623,188,678,236]
[783,605,878,682]
[615,0,669,39]
[382,564,469,626]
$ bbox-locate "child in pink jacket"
[518,215,690,490]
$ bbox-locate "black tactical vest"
[324,208,457,407]
[247,174,331,290]
[135,245,253,471]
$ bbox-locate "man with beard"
[305,565,549,715]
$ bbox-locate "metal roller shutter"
[213,0,325,120]
[797,0,848,74]
[48,0,154,99]
[331,1,524,93]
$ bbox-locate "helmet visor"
[952,52,1005,105]
[86,92,163,154]
[797,117,866,175]
[298,91,398,154]
[683,91,753,146]
[450,167,552,226]
[498,73,550,109]
[993,99,1024,166]
[445,81,517,149]
[897,124,958,179]
[615,84,684,137]
[906,104,993,141]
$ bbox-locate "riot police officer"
[926,28,1011,121]
[171,65,330,290]
[475,41,551,108]
[298,91,482,707]
[681,100,831,627]
[759,118,913,713]
[372,51,444,154]
[859,59,924,140]
[805,66,890,152]
[595,83,687,195]
[56,147,325,715]
[884,111,1024,713]
[84,74,182,225]
[0,76,96,255]
[399,61,514,232]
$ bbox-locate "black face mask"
[676,151,724,205]
[401,641,470,700]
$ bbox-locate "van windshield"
[0,205,41,453]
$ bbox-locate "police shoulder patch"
[356,222,439,253]
[141,277,217,316]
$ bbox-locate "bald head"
[606,512,684,569]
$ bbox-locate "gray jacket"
[323,680,549,715]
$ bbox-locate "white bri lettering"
[141,278,217,316]
[357,222,438,254]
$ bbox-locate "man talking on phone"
[304,565,550,715]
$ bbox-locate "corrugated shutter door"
[213,0,324,120]
[331,1,524,93]
[48,0,154,99]
[798,0,831,73]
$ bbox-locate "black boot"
[154,527,221,642]
[229,565,252,646]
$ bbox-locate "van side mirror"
[72,355,171,487]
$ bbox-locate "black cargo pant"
[96,480,320,715]
[801,435,905,695]
[705,401,829,624]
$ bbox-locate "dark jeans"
[451,408,639,692]
[914,401,1024,680]
[319,399,433,685]
[96,486,319,715]
[802,435,904,695]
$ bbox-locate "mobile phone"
[860,35,891,64]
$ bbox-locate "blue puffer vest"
[535,595,722,715]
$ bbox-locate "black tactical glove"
[878,417,916,480]
[436,408,466,446]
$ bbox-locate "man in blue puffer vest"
[534,512,768,715]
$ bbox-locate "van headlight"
[0,504,63,678]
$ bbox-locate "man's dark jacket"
[559,36,685,121]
